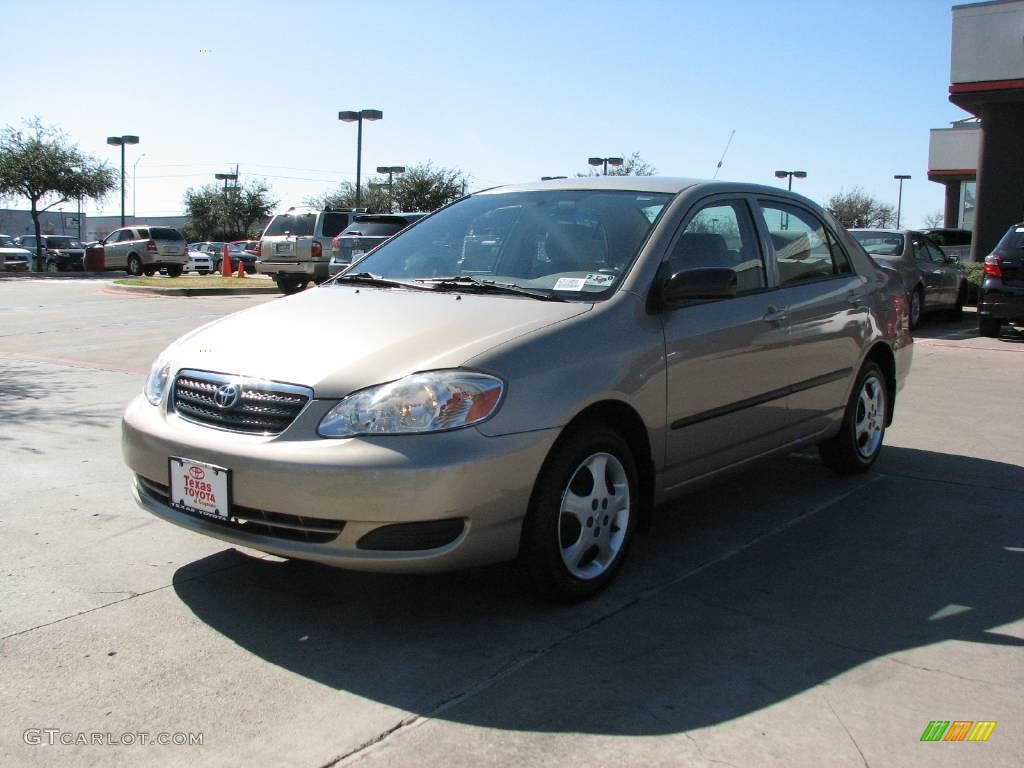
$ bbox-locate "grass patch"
[114,275,272,289]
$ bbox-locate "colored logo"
[920,721,996,742]
[188,466,205,480]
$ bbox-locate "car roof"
[478,175,803,197]
[849,229,908,235]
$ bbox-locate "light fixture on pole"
[339,109,383,208]
[894,174,911,228]
[215,172,239,239]
[774,169,807,190]
[588,156,624,175]
[106,135,140,227]
[132,152,146,222]
[375,165,405,211]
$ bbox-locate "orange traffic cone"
[236,258,246,278]
[221,244,232,277]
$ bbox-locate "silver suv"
[257,207,365,293]
[98,226,188,276]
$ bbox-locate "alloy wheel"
[557,452,630,580]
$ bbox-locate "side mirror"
[660,267,737,307]
[946,254,960,265]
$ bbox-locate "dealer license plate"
[169,457,231,519]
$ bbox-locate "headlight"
[318,370,504,437]
[144,358,171,406]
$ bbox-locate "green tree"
[826,188,895,229]
[392,163,467,212]
[305,178,391,213]
[0,119,116,269]
[581,151,657,177]
[184,179,277,240]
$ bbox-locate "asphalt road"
[1,276,1021,768]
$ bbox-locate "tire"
[166,265,183,278]
[143,268,156,277]
[948,282,966,321]
[46,261,59,273]
[978,317,1001,338]
[127,254,143,277]
[518,423,638,602]
[818,361,888,475]
[275,275,308,295]
[908,287,922,330]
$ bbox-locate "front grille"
[138,476,345,544]
[172,369,311,434]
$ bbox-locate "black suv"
[328,213,426,276]
[16,235,85,272]
[978,222,1024,337]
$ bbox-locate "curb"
[106,283,280,297]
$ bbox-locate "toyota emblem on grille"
[213,383,240,409]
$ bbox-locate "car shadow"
[171,447,1023,735]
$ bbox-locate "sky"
[2,0,970,228]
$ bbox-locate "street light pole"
[132,152,146,222]
[894,174,911,228]
[774,169,807,191]
[376,166,405,212]
[588,156,624,175]
[339,109,383,208]
[215,171,239,239]
[106,135,140,227]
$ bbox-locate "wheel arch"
[559,399,656,533]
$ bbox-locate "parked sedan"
[977,221,1024,337]
[0,234,32,271]
[328,213,426,276]
[185,246,212,274]
[200,242,256,273]
[124,177,912,601]
[849,229,966,328]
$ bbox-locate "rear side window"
[320,213,351,238]
[264,213,317,237]
[995,225,1024,255]
[150,227,184,241]
[759,201,852,285]
[136,229,149,240]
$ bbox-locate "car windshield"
[850,230,903,257]
[336,190,672,300]
[46,237,81,248]
[0,236,16,247]
[264,213,317,237]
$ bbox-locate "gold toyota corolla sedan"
[123,177,913,601]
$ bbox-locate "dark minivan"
[978,222,1024,337]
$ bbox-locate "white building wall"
[951,0,1024,83]
[928,125,982,170]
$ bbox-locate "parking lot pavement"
[1,280,1021,767]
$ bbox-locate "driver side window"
[667,200,766,293]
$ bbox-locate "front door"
[661,197,791,490]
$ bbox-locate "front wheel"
[165,265,183,278]
[46,261,59,273]
[519,423,638,602]
[819,362,888,475]
[948,282,966,321]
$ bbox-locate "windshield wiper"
[415,275,565,302]
[332,272,427,290]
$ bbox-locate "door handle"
[762,304,787,324]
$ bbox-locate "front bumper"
[122,394,559,572]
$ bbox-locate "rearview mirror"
[660,267,737,307]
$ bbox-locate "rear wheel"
[275,275,308,295]
[978,317,1001,338]
[909,287,923,330]
[127,254,143,277]
[165,265,183,278]
[143,268,156,277]
[519,423,638,602]
[819,362,888,475]
[948,282,966,320]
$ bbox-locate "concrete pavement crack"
[825,695,871,768]
[684,732,741,768]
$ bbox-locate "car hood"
[167,285,592,398]
[0,247,31,256]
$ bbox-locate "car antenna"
[713,129,735,179]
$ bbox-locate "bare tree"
[826,188,896,229]
[0,119,116,269]
[922,210,944,229]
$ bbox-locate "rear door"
[754,198,865,437]
[923,237,959,304]
[912,234,950,305]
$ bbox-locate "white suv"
[257,207,365,294]
[99,226,188,276]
